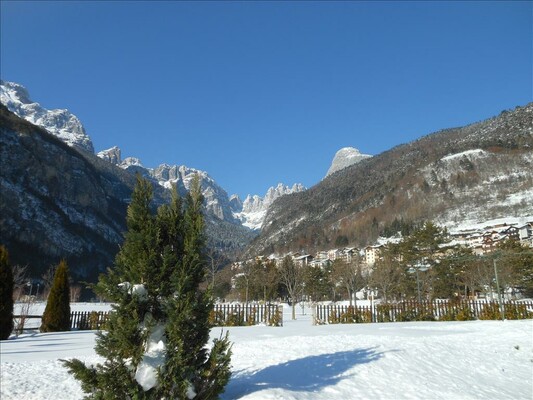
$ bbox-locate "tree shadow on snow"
[224,347,384,399]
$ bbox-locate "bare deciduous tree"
[369,248,403,302]
[236,261,254,304]
[13,296,35,336]
[12,264,29,301]
[41,264,57,300]
[331,253,365,306]
[70,285,82,302]
[279,256,305,320]
[206,249,225,289]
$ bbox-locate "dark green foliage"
[381,218,419,238]
[212,280,231,300]
[305,265,332,302]
[498,238,533,298]
[0,246,14,340]
[233,259,280,303]
[64,175,232,399]
[438,300,474,321]
[334,235,349,247]
[40,260,71,332]
[432,247,475,299]
[328,306,372,324]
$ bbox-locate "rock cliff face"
[97,149,242,224]
[97,146,121,164]
[0,105,255,280]
[325,147,371,177]
[233,183,306,230]
[97,147,306,231]
[0,81,94,153]
[0,104,133,279]
[1,80,305,241]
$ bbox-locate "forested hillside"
[247,104,533,256]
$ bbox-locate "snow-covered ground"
[2,304,532,399]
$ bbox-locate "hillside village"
[229,219,533,302]
[237,219,533,267]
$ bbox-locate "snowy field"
[1,304,532,400]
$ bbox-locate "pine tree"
[64,175,232,399]
[0,246,14,340]
[40,260,71,332]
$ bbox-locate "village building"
[364,245,383,266]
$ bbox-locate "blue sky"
[1,1,531,199]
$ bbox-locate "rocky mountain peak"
[229,194,243,213]
[0,80,94,153]
[0,80,32,104]
[97,146,121,165]
[235,183,306,230]
[326,147,371,177]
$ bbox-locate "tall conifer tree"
[41,260,71,332]
[64,175,231,399]
[0,246,14,340]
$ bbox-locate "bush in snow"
[64,175,232,399]
[40,260,71,332]
[0,246,14,340]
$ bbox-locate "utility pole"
[408,260,430,303]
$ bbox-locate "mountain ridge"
[4,80,531,273]
[0,103,258,279]
[1,80,303,238]
[325,147,372,177]
[0,80,94,153]
[246,103,533,256]
[97,146,306,229]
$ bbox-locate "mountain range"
[2,79,531,280]
[0,80,310,278]
[247,103,533,256]
[96,146,307,231]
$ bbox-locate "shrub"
[40,260,71,332]
[327,306,372,324]
[376,304,393,322]
[267,307,283,327]
[226,310,245,326]
[479,303,501,320]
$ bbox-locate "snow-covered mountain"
[0,81,94,153]
[97,146,306,230]
[248,104,533,256]
[1,80,306,235]
[97,147,239,223]
[326,147,371,177]
[232,183,306,230]
[96,146,121,164]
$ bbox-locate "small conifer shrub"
[0,246,14,340]
[64,175,232,399]
[40,260,71,332]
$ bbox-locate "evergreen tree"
[305,264,331,302]
[0,246,14,340]
[64,175,232,399]
[432,247,474,299]
[398,222,447,300]
[498,238,533,298]
[40,260,71,332]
